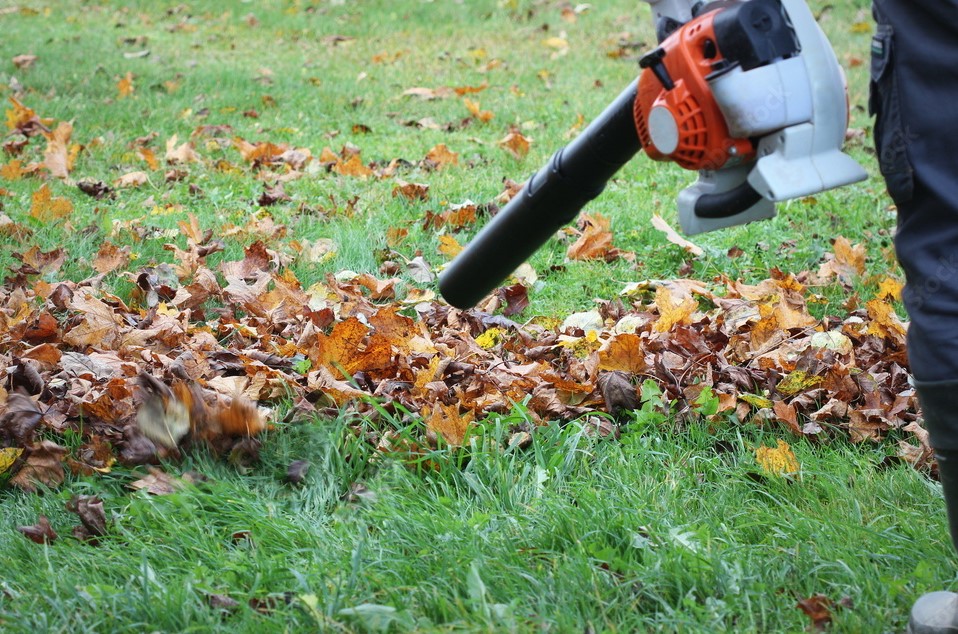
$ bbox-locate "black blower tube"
[439,79,641,309]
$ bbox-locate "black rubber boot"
[908,381,958,634]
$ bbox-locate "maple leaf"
[653,285,698,332]
[5,97,53,136]
[598,333,647,374]
[438,234,463,259]
[392,180,429,201]
[115,170,150,187]
[423,144,459,170]
[464,98,493,122]
[92,241,132,274]
[498,131,531,159]
[333,154,373,178]
[424,403,475,446]
[29,183,74,221]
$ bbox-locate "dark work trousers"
[871,1,958,449]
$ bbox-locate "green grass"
[1,0,950,632]
[1,409,951,632]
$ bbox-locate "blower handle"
[439,79,641,309]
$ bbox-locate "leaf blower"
[438,0,867,309]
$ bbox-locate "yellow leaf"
[30,183,74,221]
[777,370,823,396]
[653,284,698,332]
[850,21,872,33]
[438,234,463,258]
[0,447,23,475]
[876,277,903,301]
[755,439,801,477]
[464,98,493,122]
[832,236,866,276]
[542,36,569,49]
[475,327,505,349]
[865,298,907,341]
[424,403,474,447]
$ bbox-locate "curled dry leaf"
[17,515,58,544]
[66,495,109,541]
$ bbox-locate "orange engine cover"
[633,10,755,171]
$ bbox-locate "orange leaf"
[463,98,493,122]
[333,154,373,178]
[498,131,531,159]
[598,333,647,374]
[29,183,73,221]
[0,159,25,181]
[567,213,613,261]
[138,146,159,170]
[117,71,135,98]
[424,143,459,169]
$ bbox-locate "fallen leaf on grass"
[66,495,108,541]
[498,131,531,159]
[796,594,834,631]
[424,144,459,170]
[29,183,74,221]
[755,439,800,478]
[17,515,57,544]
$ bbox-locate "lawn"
[0,0,951,632]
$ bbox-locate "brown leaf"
[115,170,150,188]
[285,460,310,485]
[392,179,430,201]
[796,594,833,631]
[66,495,109,540]
[17,515,58,544]
[165,135,200,164]
[0,392,43,447]
[128,468,189,495]
[77,179,115,199]
[597,371,640,416]
[10,440,67,492]
[12,54,38,70]
[92,242,132,274]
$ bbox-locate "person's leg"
[871,1,958,631]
